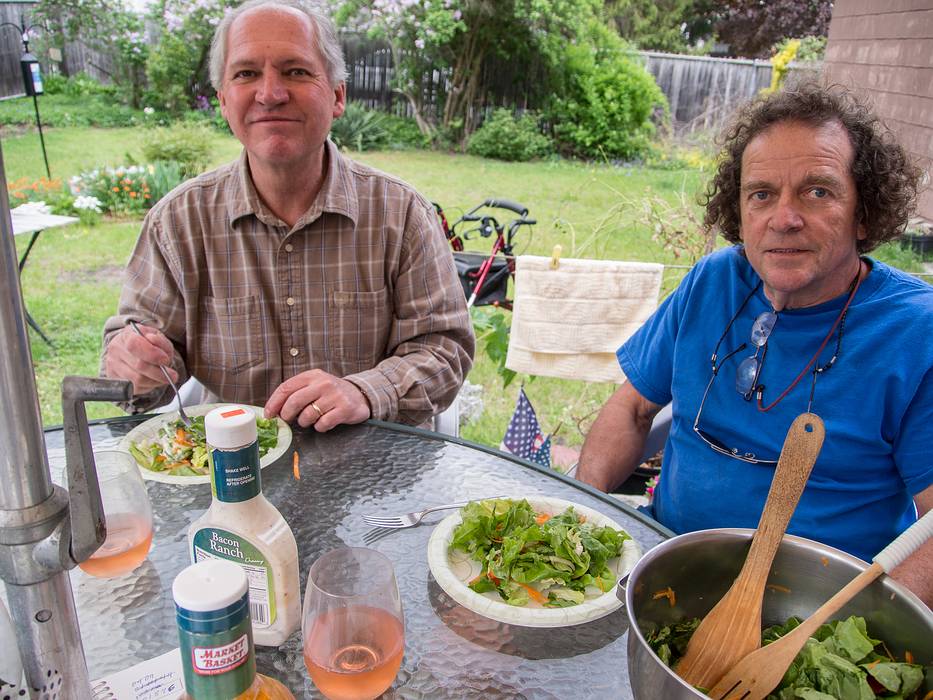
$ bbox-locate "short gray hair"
[209,0,347,92]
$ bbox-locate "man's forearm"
[891,488,933,609]
[890,536,933,609]
[577,382,662,492]
[346,338,472,425]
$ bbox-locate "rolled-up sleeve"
[100,213,189,414]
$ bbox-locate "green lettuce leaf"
[448,498,629,608]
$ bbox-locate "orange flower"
[129,192,137,198]
[143,194,151,199]
[112,187,120,192]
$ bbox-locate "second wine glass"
[302,547,404,700]
[77,449,153,578]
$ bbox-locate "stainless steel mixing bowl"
[624,528,933,700]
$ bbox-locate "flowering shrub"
[69,160,186,217]
[73,195,104,225]
[6,177,76,216]
[7,177,64,205]
[70,166,153,217]
[645,475,658,502]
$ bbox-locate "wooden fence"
[2,21,818,136]
[340,41,791,133]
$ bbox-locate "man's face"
[739,119,866,310]
[217,6,346,171]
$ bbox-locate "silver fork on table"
[363,497,507,530]
[128,320,192,427]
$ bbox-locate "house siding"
[823,0,933,221]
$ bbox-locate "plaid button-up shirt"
[102,141,474,425]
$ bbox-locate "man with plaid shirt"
[101,0,473,430]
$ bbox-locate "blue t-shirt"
[618,247,933,562]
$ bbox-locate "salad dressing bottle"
[173,558,295,699]
[187,405,300,647]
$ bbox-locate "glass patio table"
[43,416,673,699]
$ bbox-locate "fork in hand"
[128,320,192,427]
[363,497,506,530]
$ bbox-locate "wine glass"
[302,547,405,700]
[77,450,154,578]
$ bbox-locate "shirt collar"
[227,139,359,230]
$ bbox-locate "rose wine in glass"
[78,512,153,577]
[302,548,405,700]
[77,450,154,578]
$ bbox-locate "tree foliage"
[335,0,605,140]
[33,0,148,105]
[145,0,235,114]
[548,23,667,159]
[713,0,832,58]
[605,0,715,53]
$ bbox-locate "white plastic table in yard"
[11,206,79,346]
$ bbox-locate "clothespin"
[550,244,562,270]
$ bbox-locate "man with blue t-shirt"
[577,82,933,606]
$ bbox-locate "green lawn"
[4,125,927,452]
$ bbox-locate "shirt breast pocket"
[198,295,266,373]
[328,287,391,366]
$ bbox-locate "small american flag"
[501,388,551,468]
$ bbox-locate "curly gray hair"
[209,0,347,92]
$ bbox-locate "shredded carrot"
[865,660,880,669]
[820,556,829,567]
[652,587,676,607]
[766,584,791,594]
[174,427,193,447]
[922,690,933,700]
[487,570,501,586]
[155,455,166,462]
[292,451,300,480]
[535,513,551,525]
[577,514,587,523]
[516,581,548,605]
[905,650,914,664]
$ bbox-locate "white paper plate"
[119,403,292,485]
[427,496,641,628]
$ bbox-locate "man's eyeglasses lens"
[735,311,777,396]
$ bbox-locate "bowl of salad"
[426,496,641,627]
[120,403,291,485]
[624,528,933,700]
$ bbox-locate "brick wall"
[823,0,933,222]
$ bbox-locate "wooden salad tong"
[710,509,933,700]
[675,412,825,690]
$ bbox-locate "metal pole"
[0,137,89,695]
[31,91,51,179]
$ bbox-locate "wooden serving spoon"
[709,508,933,700]
[675,412,825,691]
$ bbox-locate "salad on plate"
[448,498,631,608]
[128,414,280,477]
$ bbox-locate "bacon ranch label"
[191,633,249,675]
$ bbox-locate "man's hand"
[103,324,178,396]
[264,370,371,431]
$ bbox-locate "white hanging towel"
[505,255,663,383]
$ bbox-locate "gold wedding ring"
[311,402,324,418]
